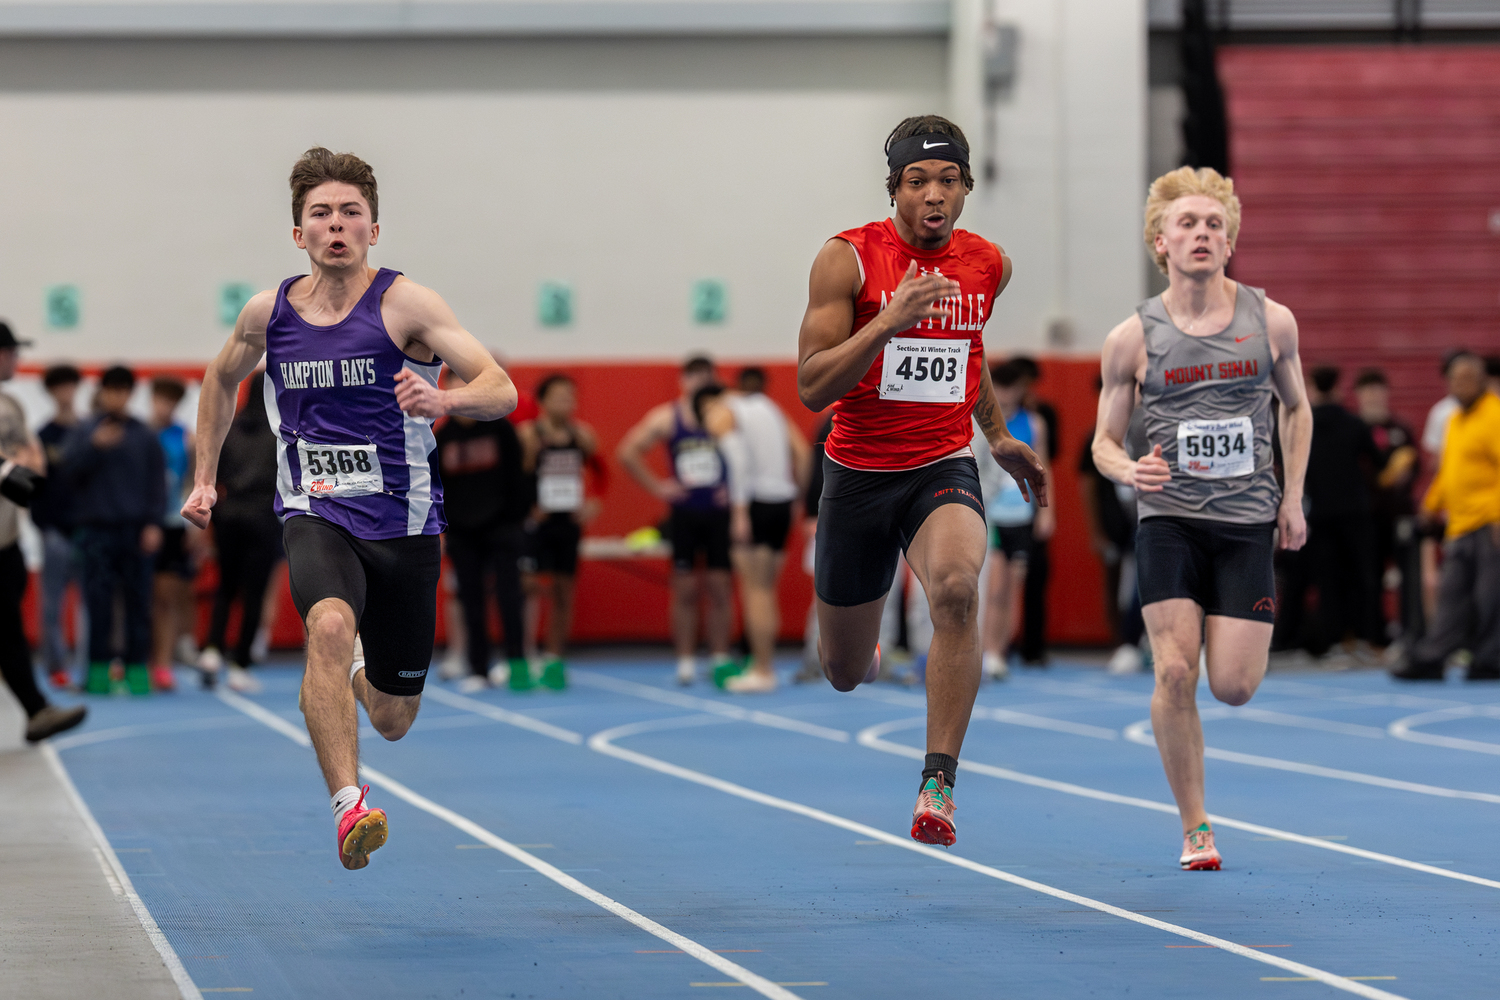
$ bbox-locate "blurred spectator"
[1078,377,1146,674]
[1283,366,1383,657]
[1486,356,1500,399]
[62,365,166,696]
[1421,350,1464,459]
[796,414,833,683]
[517,373,604,691]
[0,323,85,741]
[617,356,734,686]
[1419,351,1467,627]
[1393,353,1500,681]
[34,364,85,690]
[198,372,280,693]
[147,376,197,692]
[975,361,1053,680]
[1011,356,1057,665]
[1354,368,1420,639]
[437,375,531,693]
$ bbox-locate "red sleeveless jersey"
[823,219,1003,472]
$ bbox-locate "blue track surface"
[48,657,1500,999]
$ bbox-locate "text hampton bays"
[279,357,380,390]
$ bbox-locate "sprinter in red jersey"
[798,115,1046,846]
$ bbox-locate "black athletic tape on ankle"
[886,134,970,173]
[923,752,959,789]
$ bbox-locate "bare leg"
[704,569,734,657]
[816,594,885,691]
[1203,615,1271,706]
[1144,599,1210,832]
[546,574,576,657]
[150,574,175,666]
[671,571,700,658]
[300,599,362,795]
[733,546,784,677]
[980,551,1023,659]
[904,505,987,758]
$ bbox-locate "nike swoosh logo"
[1234,334,1257,343]
[922,140,949,149]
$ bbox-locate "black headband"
[886,133,970,173]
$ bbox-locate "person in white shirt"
[703,369,810,693]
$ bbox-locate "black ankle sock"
[922,752,958,791]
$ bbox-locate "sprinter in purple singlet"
[183,148,516,871]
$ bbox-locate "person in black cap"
[61,365,167,696]
[0,320,87,741]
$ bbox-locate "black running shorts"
[283,514,442,697]
[749,500,793,552]
[670,506,732,572]
[988,523,1033,561]
[1135,515,1277,623]
[814,455,985,607]
[532,514,582,575]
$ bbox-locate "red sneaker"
[1179,823,1222,871]
[910,776,956,846]
[337,786,388,871]
[149,665,176,692]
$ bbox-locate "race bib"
[297,440,384,498]
[1177,417,1254,479]
[878,338,968,403]
[675,446,722,488]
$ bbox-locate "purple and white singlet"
[264,267,445,540]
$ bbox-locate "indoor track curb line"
[42,744,204,1000]
[214,691,806,1000]
[587,715,1409,1000]
[860,717,1500,892]
[572,670,850,742]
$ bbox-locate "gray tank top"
[1136,284,1280,524]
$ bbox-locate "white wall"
[0,3,1146,364]
[950,0,1146,354]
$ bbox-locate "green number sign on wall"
[691,279,728,324]
[220,283,256,327]
[45,285,80,330]
[538,281,573,327]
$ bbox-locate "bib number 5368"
[297,439,384,497]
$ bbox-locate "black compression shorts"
[988,523,1033,561]
[531,515,582,575]
[814,455,985,607]
[283,514,442,697]
[748,500,793,551]
[154,526,194,579]
[670,506,732,572]
[1135,515,1277,623]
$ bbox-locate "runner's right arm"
[182,292,274,528]
[796,241,959,412]
[1093,315,1170,493]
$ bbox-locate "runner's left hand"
[394,368,448,418]
[990,438,1048,507]
[1277,498,1307,551]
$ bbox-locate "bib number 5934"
[1176,417,1254,479]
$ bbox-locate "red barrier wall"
[19,357,1115,651]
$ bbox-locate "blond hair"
[1143,166,1241,275]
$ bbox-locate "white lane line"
[41,744,204,1000]
[851,687,1118,740]
[1123,719,1500,804]
[588,715,1409,1000]
[214,692,801,1000]
[423,687,584,744]
[572,670,849,743]
[1208,707,1387,739]
[1388,705,1500,755]
[859,718,1500,892]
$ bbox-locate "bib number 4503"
[895,354,959,383]
[878,337,968,403]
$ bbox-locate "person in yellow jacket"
[1394,352,1500,681]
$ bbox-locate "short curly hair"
[290,147,378,226]
[1144,166,1241,275]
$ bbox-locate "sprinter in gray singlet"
[1093,166,1311,872]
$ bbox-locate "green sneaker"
[84,662,112,695]
[711,658,747,689]
[539,658,567,691]
[124,663,151,696]
[507,657,534,692]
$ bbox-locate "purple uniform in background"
[263,267,445,540]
